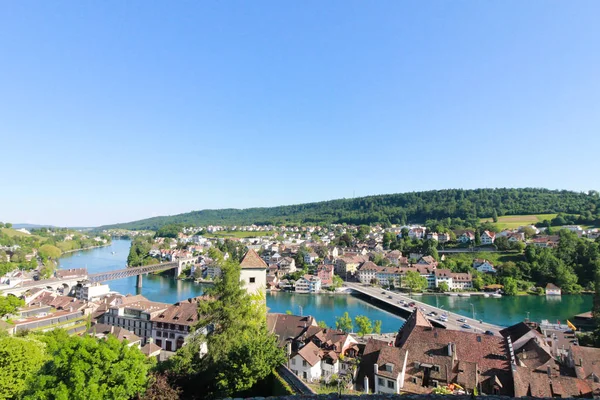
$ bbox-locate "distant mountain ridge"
[98,188,600,231]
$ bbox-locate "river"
[58,239,592,332]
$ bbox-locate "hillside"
[98,188,600,230]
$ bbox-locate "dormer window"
[385,363,394,372]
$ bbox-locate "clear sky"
[1,1,599,227]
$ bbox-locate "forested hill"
[100,188,600,230]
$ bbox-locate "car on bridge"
[408,302,416,307]
[462,324,472,329]
[485,330,494,336]
[458,318,466,323]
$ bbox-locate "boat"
[448,293,459,297]
[111,251,116,255]
[483,294,490,298]
[458,293,471,297]
[491,293,502,298]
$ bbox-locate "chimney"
[447,342,453,356]
[373,364,379,392]
[547,366,552,378]
[451,343,456,367]
[286,342,292,358]
[364,376,369,393]
[579,358,583,367]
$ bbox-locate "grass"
[203,230,274,239]
[446,251,525,265]
[0,228,47,241]
[479,213,558,230]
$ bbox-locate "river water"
[58,239,592,332]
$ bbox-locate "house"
[278,257,296,273]
[481,230,496,245]
[239,249,268,295]
[304,252,319,265]
[317,264,334,286]
[507,232,525,242]
[408,228,425,240]
[87,324,142,348]
[295,275,322,293]
[385,250,405,266]
[473,259,496,273]
[437,232,451,243]
[451,273,472,290]
[150,297,204,352]
[266,275,279,290]
[426,232,438,242]
[205,263,222,280]
[335,255,365,276]
[531,235,560,248]
[545,283,562,296]
[434,269,453,289]
[359,310,513,395]
[103,295,169,345]
[267,313,318,349]
[416,255,438,269]
[457,231,475,243]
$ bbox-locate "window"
[302,360,307,367]
[156,339,162,347]
[249,277,256,283]
[432,365,440,372]
[303,372,307,380]
[170,333,175,339]
[378,378,385,386]
[387,380,395,389]
[156,331,161,337]
[291,358,296,365]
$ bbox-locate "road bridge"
[0,257,196,296]
[345,282,503,335]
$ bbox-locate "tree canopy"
[0,336,47,399]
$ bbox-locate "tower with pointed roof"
[239,249,267,296]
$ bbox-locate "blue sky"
[1,1,599,227]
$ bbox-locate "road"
[345,282,504,336]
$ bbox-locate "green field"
[0,228,47,241]
[479,214,558,230]
[204,230,275,239]
[445,251,526,265]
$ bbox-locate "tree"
[0,336,47,399]
[522,226,537,238]
[318,320,328,329]
[494,236,510,251]
[335,312,353,333]
[404,270,428,293]
[354,315,373,337]
[374,320,382,334]
[437,282,449,293]
[503,277,518,296]
[0,295,24,317]
[155,224,183,238]
[24,330,151,400]
[474,230,481,246]
[142,373,182,400]
[39,244,62,260]
[5,223,12,229]
[331,274,344,289]
[165,248,285,398]
[492,209,498,223]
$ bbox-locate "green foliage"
[438,282,449,292]
[0,336,47,399]
[503,277,518,296]
[23,330,151,400]
[39,244,62,260]
[155,224,183,238]
[100,188,600,230]
[374,320,382,334]
[318,320,328,329]
[335,312,353,333]
[403,270,428,293]
[164,248,285,398]
[127,237,156,267]
[331,274,344,289]
[354,315,373,337]
[0,295,24,317]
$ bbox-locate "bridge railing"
[88,262,180,283]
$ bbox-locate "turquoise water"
[58,239,592,330]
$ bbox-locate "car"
[458,318,466,323]
[438,316,448,321]
[462,324,471,329]
[381,291,386,294]
[484,330,494,336]
[427,312,436,317]
[420,307,426,312]
[388,295,393,299]
[408,302,416,307]
[430,311,438,315]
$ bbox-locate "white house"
[295,275,322,293]
[473,259,496,273]
[303,252,318,265]
[239,249,267,296]
[458,231,475,243]
[290,341,323,381]
[481,230,496,245]
[451,273,473,290]
[434,269,453,289]
[546,283,562,296]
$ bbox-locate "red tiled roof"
[240,249,268,269]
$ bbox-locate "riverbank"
[60,242,111,255]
